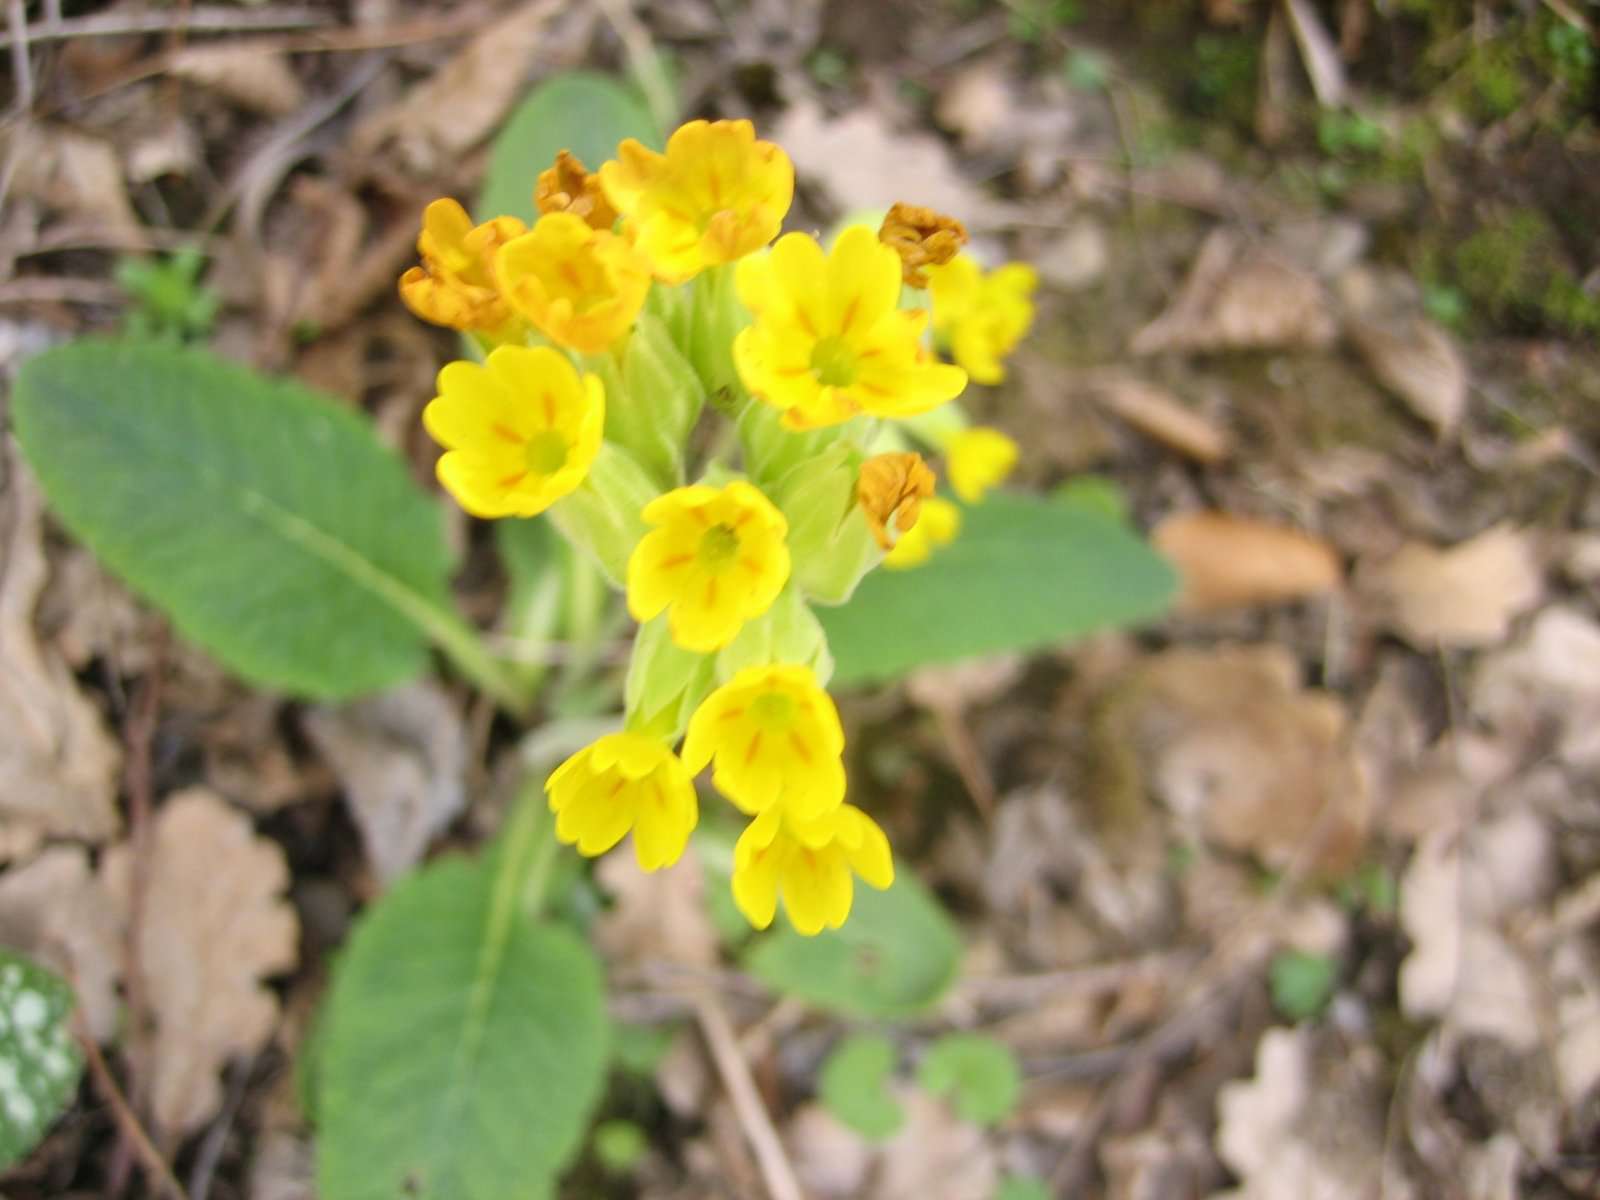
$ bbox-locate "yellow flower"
[535,149,619,230]
[731,803,894,935]
[946,427,1018,502]
[683,664,845,821]
[599,119,793,283]
[495,212,650,353]
[398,198,526,337]
[422,346,604,518]
[856,452,936,550]
[926,255,1038,385]
[546,733,697,871]
[627,482,791,653]
[878,202,968,288]
[735,227,968,430]
[883,495,960,569]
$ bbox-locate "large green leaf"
[12,340,456,700]
[479,72,660,224]
[0,951,84,1171]
[744,871,961,1019]
[316,854,608,1200]
[818,491,1177,686]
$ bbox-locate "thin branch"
[695,993,806,1200]
[0,4,331,50]
[73,1021,191,1200]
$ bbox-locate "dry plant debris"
[0,453,121,850]
[1152,511,1341,611]
[1346,316,1468,440]
[1358,523,1544,649]
[100,789,298,1136]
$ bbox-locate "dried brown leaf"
[1359,524,1542,649]
[1098,377,1231,464]
[302,682,466,883]
[350,0,561,174]
[0,450,122,844]
[168,44,305,116]
[101,789,298,1135]
[1398,819,1553,1051]
[773,99,1002,225]
[1347,317,1467,439]
[1472,605,1600,770]
[3,124,142,242]
[594,846,719,970]
[1124,646,1369,874]
[871,1088,998,1200]
[1152,511,1341,611]
[1131,231,1337,355]
[0,846,122,1039]
[934,63,1016,153]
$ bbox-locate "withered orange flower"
[878,202,969,288]
[856,451,936,550]
[535,150,619,231]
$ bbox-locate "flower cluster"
[400,118,1035,933]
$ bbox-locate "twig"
[7,0,32,113]
[120,635,168,1132]
[73,1021,191,1200]
[187,1057,254,1200]
[0,277,124,306]
[956,949,1203,1010]
[930,701,996,824]
[0,4,331,50]
[694,993,806,1200]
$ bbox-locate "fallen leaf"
[1101,1123,1212,1200]
[1097,377,1231,464]
[350,0,562,174]
[1398,822,1550,1051]
[168,44,305,116]
[0,847,122,1039]
[871,1087,998,1200]
[934,62,1016,153]
[1347,317,1467,439]
[786,1103,875,1199]
[773,98,1004,225]
[0,449,122,845]
[2,124,142,242]
[1152,511,1341,610]
[1548,936,1600,1107]
[1131,231,1337,355]
[1472,605,1600,770]
[594,846,719,969]
[100,789,298,1135]
[1359,524,1542,649]
[1214,1027,1399,1199]
[1034,219,1109,291]
[302,682,467,883]
[1116,646,1370,874]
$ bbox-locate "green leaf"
[819,1034,905,1140]
[592,1119,648,1174]
[1269,950,1339,1022]
[916,1033,1021,1127]
[818,491,1176,687]
[316,854,609,1200]
[996,1175,1053,1200]
[12,340,458,700]
[0,951,84,1172]
[479,72,660,224]
[744,871,961,1019]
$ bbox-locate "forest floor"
[2,1,1599,1197]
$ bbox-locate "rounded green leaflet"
[0,951,84,1172]
[743,870,961,1019]
[1269,950,1339,1022]
[316,856,609,1200]
[817,491,1177,686]
[995,1175,1052,1200]
[479,72,660,225]
[12,340,459,701]
[916,1033,1022,1127]
[819,1033,905,1140]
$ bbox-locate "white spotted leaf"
[0,950,84,1171]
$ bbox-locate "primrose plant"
[399,118,1037,935]
[10,74,1176,1194]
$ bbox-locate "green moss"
[1451,209,1600,336]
